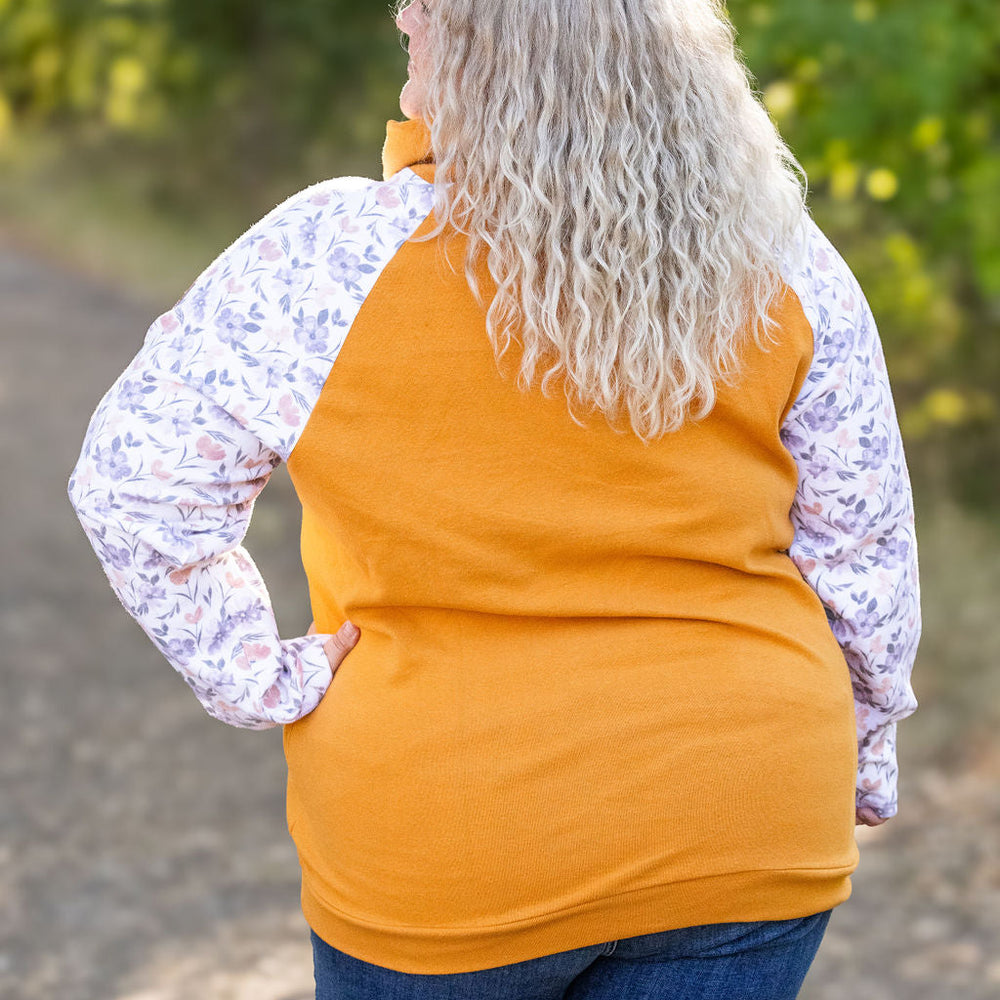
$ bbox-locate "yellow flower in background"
[866,168,899,201]
[852,1,877,22]
[924,389,967,427]
[912,116,944,150]
[105,56,148,129]
[762,80,797,120]
[830,161,860,201]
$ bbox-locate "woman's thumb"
[323,620,360,670]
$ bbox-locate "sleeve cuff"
[856,720,900,818]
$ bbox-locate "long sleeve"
[68,167,436,729]
[67,336,335,730]
[780,218,921,819]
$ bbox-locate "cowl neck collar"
[382,117,435,183]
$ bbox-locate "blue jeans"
[311,909,832,999]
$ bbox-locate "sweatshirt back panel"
[283,173,859,972]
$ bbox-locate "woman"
[69,0,921,996]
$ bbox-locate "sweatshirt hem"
[300,863,855,974]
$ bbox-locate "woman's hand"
[307,620,361,674]
[856,806,888,827]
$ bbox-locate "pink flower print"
[151,459,173,482]
[196,435,227,461]
[184,606,204,624]
[237,641,271,671]
[262,683,282,709]
[339,215,360,234]
[168,567,193,585]
[799,557,817,575]
[278,394,301,427]
[375,185,401,209]
[230,403,249,428]
[814,246,831,271]
[161,312,180,333]
[105,410,129,434]
[225,276,246,294]
[225,571,247,589]
[258,238,283,261]
[310,192,331,206]
[327,247,362,286]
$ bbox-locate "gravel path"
[2,237,997,999]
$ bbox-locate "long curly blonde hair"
[408,0,809,440]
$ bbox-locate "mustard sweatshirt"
[70,116,921,974]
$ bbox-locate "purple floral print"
[327,247,363,286]
[780,216,921,821]
[68,167,435,728]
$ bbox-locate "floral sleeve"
[780,217,921,820]
[67,357,333,729]
[68,169,435,729]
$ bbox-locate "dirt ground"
[2,236,998,999]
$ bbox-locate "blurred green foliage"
[0,0,405,191]
[0,0,997,506]
[728,0,999,509]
